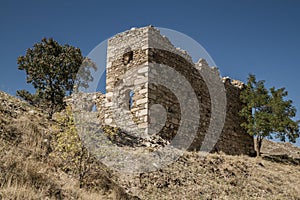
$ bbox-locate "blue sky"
[1,0,300,146]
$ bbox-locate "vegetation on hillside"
[17,38,96,117]
[0,91,135,199]
[1,90,300,199]
[51,105,93,188]
[240,74,300,156]
[5,38,300,199]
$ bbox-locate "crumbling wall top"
[222,77,245,89]
[107,26,193,65]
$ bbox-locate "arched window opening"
[91,103,97,112]
[129,90,134,110]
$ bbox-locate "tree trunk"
[256,137,263,157]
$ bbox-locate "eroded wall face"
[103,28,151,136]
[97,27,255,155]
[147,48,211,150]
[104,48,149,136]
[216,81,255,155]
[147,57,254,155]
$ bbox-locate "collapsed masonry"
[72,26,256,156]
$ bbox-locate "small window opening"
[87,102,97,112]
[129,90,134,109]
[123,51,133,65]
[91,103,97,112]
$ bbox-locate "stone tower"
[97,26,255,156]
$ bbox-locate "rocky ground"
[0,90,299,200]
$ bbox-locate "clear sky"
[1,0,300,146]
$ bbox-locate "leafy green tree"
[17,38,96,117]
[240,74,299,156]
[269,87,300,143]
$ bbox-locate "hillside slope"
[114,151,300,199]
[0,91,299,200]
[0,91,135,199]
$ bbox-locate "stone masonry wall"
[90,26,255,155]
[147,48,211,150]
[216,78,255,155]
[146,47,254,155]
[105,27,150,137]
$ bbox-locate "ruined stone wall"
[146,48,255,155]
[105,28,150,136]
[147,48,211,150]
[93,26,255,155]
[215,78,255,155]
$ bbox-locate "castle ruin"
[89,26,255,156]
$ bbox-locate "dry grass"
[0,91,136,199]
[115,152,300,200]
[0,185,45,200]
[1,91,300,199]
[259,138,300,158]
[0,115,62,199]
